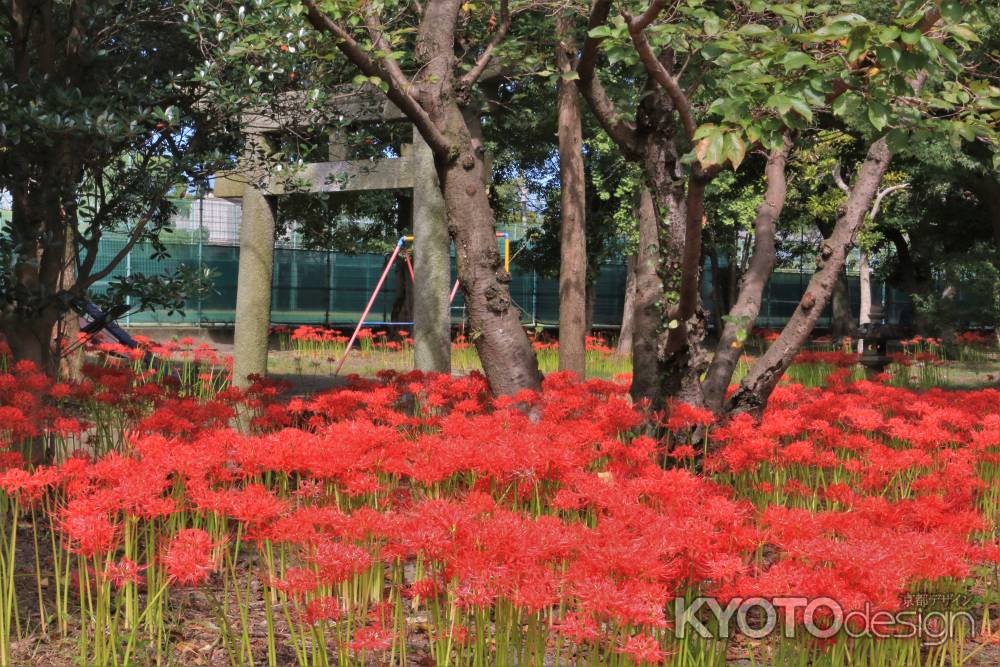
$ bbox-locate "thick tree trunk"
[555,11,587,377]
[304,0,539,395]
[702,139,790,413]
[435,104,541,394]
[829,268,853,340]
[659,173,712,407]
[2,319,56,374]
[728,137,892,416]
[440,158,541,394]
[617,254,637,357]
[629,186,664,405]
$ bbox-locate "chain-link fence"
[25,196,914,329]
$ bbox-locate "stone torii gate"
[216,92,451,386]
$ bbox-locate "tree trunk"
[829,268,853,340]
[434,104,541,394]
[659,173,712,407]
[57,226,83,381]
[728,137,892,416]
[303,0,539,395]
[617,254,637,357]
[555,10,587,377]
[629,186,664,405]
[702,139,790,413]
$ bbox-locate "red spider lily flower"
[618,633,667,665]
[348,624,393,653]
[304,596,341,625]
[105,558,147,589]
[59,508,119,557]
[162,529,220,587]
[272,566,318,599]
[664,402,715,432]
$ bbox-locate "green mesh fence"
[89,236,914,330]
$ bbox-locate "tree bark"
[629,186,664,404]
[702,139,790,412]
[617,254,637,357]
[303,0,540,396]
[829,268,853,340]
[555,10,588,377]
[728,137,892,416]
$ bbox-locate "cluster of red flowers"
[0,357,994,664]
[955,331,995,347]
[791,350,859,367]
[289,325,348,344]
[528,333,616,356]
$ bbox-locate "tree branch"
[457,0,510,91]
[624,4,696,141]
[578,0,641,157]
[302,0,454,158]
[869,183,908,222]
[702,135,792,411]
[832,161,850,193]
[78,192,166,290]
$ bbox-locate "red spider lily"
[105,558,147,590]
[162,529,220,587]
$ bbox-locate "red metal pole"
[334,238,405,375]
[403,252,415,282]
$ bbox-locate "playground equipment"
[57,296,156,365]
[333,232,511,375]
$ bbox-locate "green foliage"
[0,0,238,321]
[588,1,1000,170]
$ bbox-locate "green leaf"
[738,24,771,37]
[560,71,580,81]
[877,26,900,43]
[867,101,889,131]
[885,128,908,153]
[766,93,793,115]
[788,96,813,123]
[781,51,813,71]
[724,133,747,169]
[947,24,980,43]
[832,92,860,118]
[695,128,726,167]
[940,0,964,23]
[703,15,722,36]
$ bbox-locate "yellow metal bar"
[504,238,510,273]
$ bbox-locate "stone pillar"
[411,129,451,373]
[232,183,276,388]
